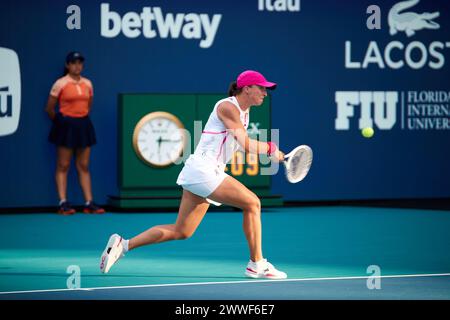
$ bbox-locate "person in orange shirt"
[45,52,105,215]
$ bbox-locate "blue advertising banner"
[0,0,449,207]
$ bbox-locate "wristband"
[267,142,278,156]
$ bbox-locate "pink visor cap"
[236,70,277,90]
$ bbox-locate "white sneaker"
[245,259,287,279]
[100,234,125,274]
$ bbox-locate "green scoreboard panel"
[108,93,283,209]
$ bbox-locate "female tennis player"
[100,70,287,279]
[45,52,105,215]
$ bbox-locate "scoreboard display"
[109,93,283,209]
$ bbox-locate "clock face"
[132,112,185,167]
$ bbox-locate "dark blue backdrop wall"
[1,0,449,207]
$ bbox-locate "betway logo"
[100,3,222,49]
[0,48,21,137]
[335,91,397,130]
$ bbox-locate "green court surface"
[0,206,449,299]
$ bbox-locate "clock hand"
[157,136,163,153]
[159,138,182,143]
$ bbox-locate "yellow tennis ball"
[362,127,374,138]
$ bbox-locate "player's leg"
[100,189,210,273]
[208,176,263,262]
[208,175,287,279]
[55,146,75,214]
[129,190,210,249]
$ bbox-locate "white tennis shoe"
[100,234,125,274]
[245,259,287,279]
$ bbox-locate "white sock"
[123,239,129,252]
[59,199,67,205]
[85,201,91,206]
[252,258,266,266]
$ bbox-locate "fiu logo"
[335,91,397,130]
[0,48,21,137]
[335,90,450,131]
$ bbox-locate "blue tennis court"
[1,206,449,300]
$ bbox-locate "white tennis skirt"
[176,154,228,198]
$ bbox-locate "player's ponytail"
[228,81,242,97]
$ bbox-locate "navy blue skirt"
[48,113,97,148]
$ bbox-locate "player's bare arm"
[217,101,284,161]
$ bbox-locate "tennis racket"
[283,145,313,183]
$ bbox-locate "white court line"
[1,272,449,296]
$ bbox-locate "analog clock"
[132,111,185,167]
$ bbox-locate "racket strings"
[289,151,304,179]
[286,149,312,183]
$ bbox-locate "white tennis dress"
[176,96,249,198]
